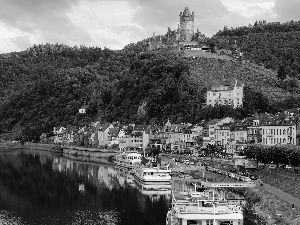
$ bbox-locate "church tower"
[179,6,195,42]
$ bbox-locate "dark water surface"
[0,149,254,225]
[0,150,170,225]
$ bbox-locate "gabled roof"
[98,123,112,132]
[80,105,88,110]
[109,128,120,137]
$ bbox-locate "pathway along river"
[0,149,254,225]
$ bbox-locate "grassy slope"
[186,56,291,101]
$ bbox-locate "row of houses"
[50,109,300,156]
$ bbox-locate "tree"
[209,42,216,53]
[277,65,287,81]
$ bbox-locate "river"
[0,149,254,225]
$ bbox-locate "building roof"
[133,125,149,132]
[182,6,192,17]
[209,80,243,91]
[206,119,220,126]
[99,123,112,132]
[80,105,88,110]
[108,128,120,137]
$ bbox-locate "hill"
[1,42,300,141]
[210,21,300,75]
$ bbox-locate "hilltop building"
[146,6,205,51]
[179,6,195,42]
[79,105,88,114]
[206,80,244,108]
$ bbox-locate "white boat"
[134,179,172,200]
[132,159,172,184]
[166,189,243,225]
[114,152,142,171]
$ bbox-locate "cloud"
[0,0,92,49]
[125,0,251,37]
[273,0,300,22]
[220,0,275,19]
[10,36,32,50]
[0,0,299,53]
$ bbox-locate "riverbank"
[161,154,300,225]
[0,142,119,160]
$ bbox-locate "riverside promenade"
[262,182,300,208]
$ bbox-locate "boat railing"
[174,203,242,214]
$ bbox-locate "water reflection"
[0,150,170,225]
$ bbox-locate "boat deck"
[172,190,243,214]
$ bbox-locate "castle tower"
[179,6,195,42]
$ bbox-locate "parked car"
[183,159,190,165]
[189,161,195,165]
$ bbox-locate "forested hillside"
[1,41,300,141]
[211,21,300,74]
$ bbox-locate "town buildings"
[51,109,300,157]
[261,124,296,145]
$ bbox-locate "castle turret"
[179,6,195,42]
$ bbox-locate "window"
[187,220,198,225]
[206,220,213,225]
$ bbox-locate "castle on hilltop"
[142,6,205,51]
[179,6,195,42]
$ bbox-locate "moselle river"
[0,149,254,225]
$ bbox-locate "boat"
[166,188,243,225]
[134,179,172,200]
[132,157,172,184]
[114,151,142,171]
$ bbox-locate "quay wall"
[0,141,119,160]
[63,146,118,159]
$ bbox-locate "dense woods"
[2,20,300,141]
[210,21,300,74]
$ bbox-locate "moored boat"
[132,158,172,184]
[166,188,243,225]
[114,151,142,171]
[134,179,172,199]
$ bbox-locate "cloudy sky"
[0,0,299,53]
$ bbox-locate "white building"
[79,105,88,114]
[206,117,234,146]
[206,80,244,108]
[261,124,296,145]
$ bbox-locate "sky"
[0,0,299,53]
